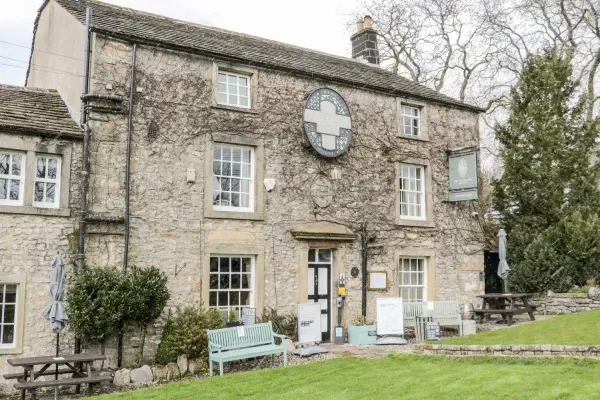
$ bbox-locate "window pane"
[210,257,219,272]
[228,94,238,104]
[218,93,227,104]
[218,73,227,83]
[0,154,8,175]
[48,159,57,179]
[219,274,230,289]
[232,148,241,162]
[209,292,217,306]
[230,291,240,307]
[213,161,221,175]
[1,325,14,345]
[218,83,227,94]
[46,183,56,203]
[229,84,238,95]
[220,258,230,272]
[242,150,251,163]
[238,76,248,87]
[213,146,222,160]
[36,158,46,178]
[239,96,249,107]
[241,180,250,193]
[34,182,44,202]
[318,249,331,262]
[242,258,251,272]
[232,163,241,177]
[231,273,241,289]
[239,87,248,97]
[0,178,6,199]
[222,147,231,161]
[3,305,15,323]
[231,258,241,272]
[9,180,20,200]
[241,291,250,306]
[240,193,249,208]
[218,293,228,307]
[231,193,240,207]
[4,285,16,303]
[241,274,250,289]
[11,155,21,176]
[241,164,251,178]
[227,75,237,84]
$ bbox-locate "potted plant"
[225,309,243,327]
[347,315,377,345]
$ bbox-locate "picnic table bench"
[4,354,110,400]
[207,321,287,376]
[474,293,536,326]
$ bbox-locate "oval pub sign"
[303,88,352,158]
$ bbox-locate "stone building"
[1,0,485,382]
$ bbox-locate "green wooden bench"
[207,321,287,376]
[403,301,463,336]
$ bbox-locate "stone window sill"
[211,104,259,115]
[0,347,23,355]
[397,134,430,142]
[396,219,436,228]
[205,209,265,221]
[0,205,71,217]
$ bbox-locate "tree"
[126,266,170,365]
[493,48,600,292]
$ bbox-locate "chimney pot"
[357,21,364,32]
[363,15,373,29]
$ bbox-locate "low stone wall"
[419,344,600,358]
[537,291,600,314]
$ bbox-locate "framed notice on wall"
[368,271,387,290]
[448,150,479,201]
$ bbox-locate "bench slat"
[14,376,111,390]
[3,368,78,380]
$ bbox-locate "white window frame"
[399,164,426,221]
[217,71,251,109]
[208,255,256,319]
[0,283,18,349]
[212,144,255,213]
[33,154,62,209]
[0,150,26,206]
[401,105,421,137]
[398,257,427,303]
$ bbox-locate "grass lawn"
[94,355,600,400]
[442,308,600,345]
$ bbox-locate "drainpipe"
[77,6,92,272]
[117,42,137,369]
[361,222,368,317]
[75,6,92,361]
[123,43,136,272]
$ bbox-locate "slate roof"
[0,85,82,138]
[53,0,483,113]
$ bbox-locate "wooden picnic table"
[4,354,110,400]
[474,293,536,326]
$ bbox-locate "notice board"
[298,302,322,344]
[376,297,404,336]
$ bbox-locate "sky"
[0,0,359,86]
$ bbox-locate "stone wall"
[0,134,82,393]
[2,9,486,389]
[419,344,600,358]
[537,292,600,314]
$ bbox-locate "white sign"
[376,297,404,336]
[369,271,387,290]
[241,307,255,325]
[298,302,322,344]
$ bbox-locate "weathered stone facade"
[419,344,600,358]
[1,0,486,390]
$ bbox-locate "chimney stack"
[351,15,380,65]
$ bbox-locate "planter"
[226,321,243,327]
[347,324,377,345]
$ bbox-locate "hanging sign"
[376,297,404,336]
[448,151,478,201]
[303,88,352,158]
[298,302,322,344]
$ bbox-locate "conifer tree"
[493,49,600,292]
